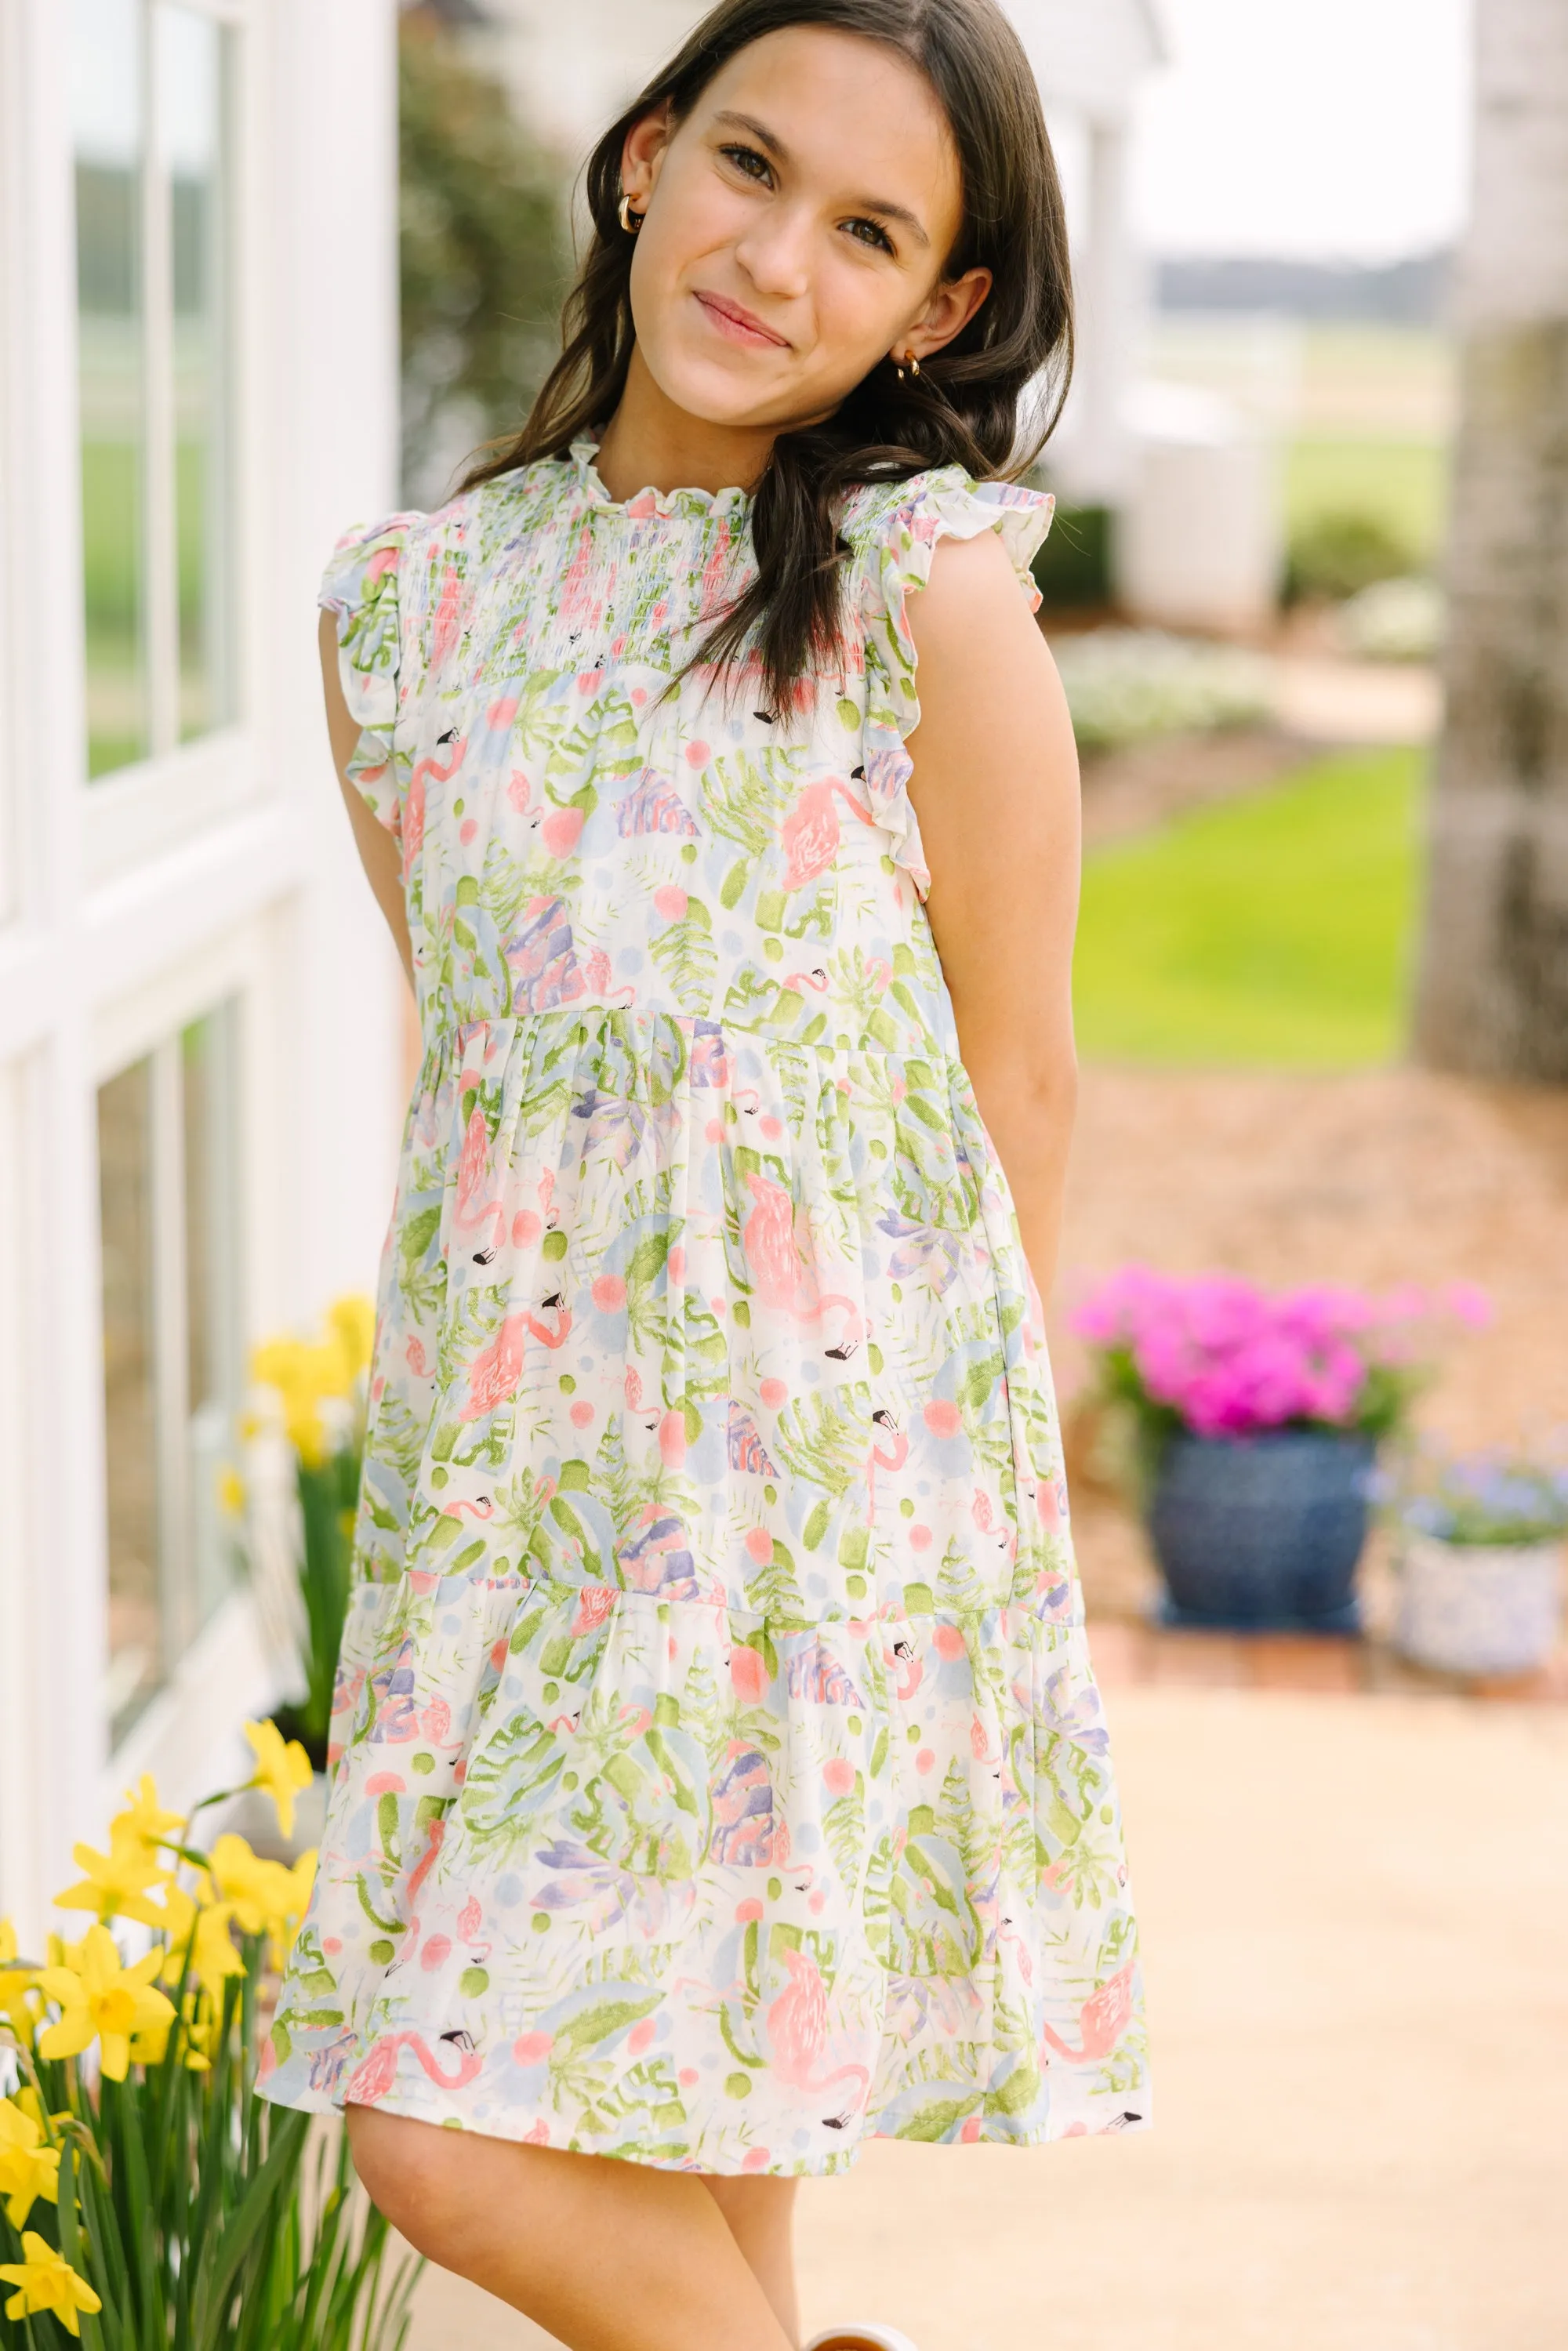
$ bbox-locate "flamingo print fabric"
[260,434,1149,2173]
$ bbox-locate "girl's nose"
[733,211,812,303]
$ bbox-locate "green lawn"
[1073,747,1425,1068]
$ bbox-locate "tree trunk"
[1414,0,1568,1079]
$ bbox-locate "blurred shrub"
[1054,629,1273,756]
[1284,508,1420,604]
[1030,504,1114,608]
[1334,577,1445,665]
[400,15,570,500]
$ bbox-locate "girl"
[261,2,1149,2344]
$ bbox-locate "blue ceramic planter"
[1146,1429,1377,1632]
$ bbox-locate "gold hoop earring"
[617,193,643,234]
[892,350,920,381]
[908,352,920,376]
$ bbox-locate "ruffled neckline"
[568,432,757,524]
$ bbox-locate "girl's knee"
[347,2104,467,2248]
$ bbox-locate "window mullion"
[141,0,178,756]
[149,1032,191,1674]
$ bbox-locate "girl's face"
[620,27,993,436]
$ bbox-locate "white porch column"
[1059,112,1144,506]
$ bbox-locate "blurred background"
[1,0,1564,2346]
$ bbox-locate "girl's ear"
[904,266,994,365]
[621,100,676,212]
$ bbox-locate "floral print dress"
[259,433,1149,2175]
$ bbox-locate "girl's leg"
[699,2173,801,2342]
[347,2106,796,2351]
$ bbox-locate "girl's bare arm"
[903,529,1082,1301]
[319,606,416,992]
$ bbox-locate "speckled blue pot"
[1146,1430,1376,1632]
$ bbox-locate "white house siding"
[0,0,404,1943]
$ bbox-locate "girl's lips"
[694,290,789,349]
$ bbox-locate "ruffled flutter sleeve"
[848,468,1056,901]
[318,515,422,840]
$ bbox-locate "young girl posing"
[261,2,1149,2343]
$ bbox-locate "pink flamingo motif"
[441,1495,494,1522]
[865,1407,908,1522]
[740,1172,864,1362]
[780,776,876,892]
[402,730,466,881]
[406,1814,446,1910]
[557,521,601,633]
[698,518,737,623]
[1039,1963,1138,2065]
[884,1632,922,1702]
[346,2027,483,2106]
[430,563,464,673]
[460,1299,572,1420]
[996,1914,1035,1989]
[455,1105,507,1262]
[971,1487,1017,1569]
[763,1948,869,2121]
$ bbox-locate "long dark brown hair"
[461,0,1074,714]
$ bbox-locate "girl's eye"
[845,217,895,256]
[720,143,771,184]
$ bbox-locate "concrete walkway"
[408,1684,1568,2351]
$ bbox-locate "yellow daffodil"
[0,2101,60,2228]
[242,1719,314,1840]
[0,1920,38,2032]
[37,1924,176,2083]
[107,1773,183,1867]
[53,1827,171,1928]
[156,1881,197,1975]
[216,1464,247,1517]
[191,1903,248,2005]
[178,1990,217,2072]
[158,1883,248,2006]
[206,1834,315,1965]
[11,2088,70,2139]
[251,1337,339,1464]
[0,2233,102,2337]
[326,1292,375,1384]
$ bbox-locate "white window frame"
[80,0,263,883]
[0,0,403,1946]
[92,914,287,1804]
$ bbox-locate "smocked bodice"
[322,434,1054,1062]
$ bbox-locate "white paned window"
[98,997,242,1743]
[73,0,234,781]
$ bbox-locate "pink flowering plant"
[1072,1268,1490,1471]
